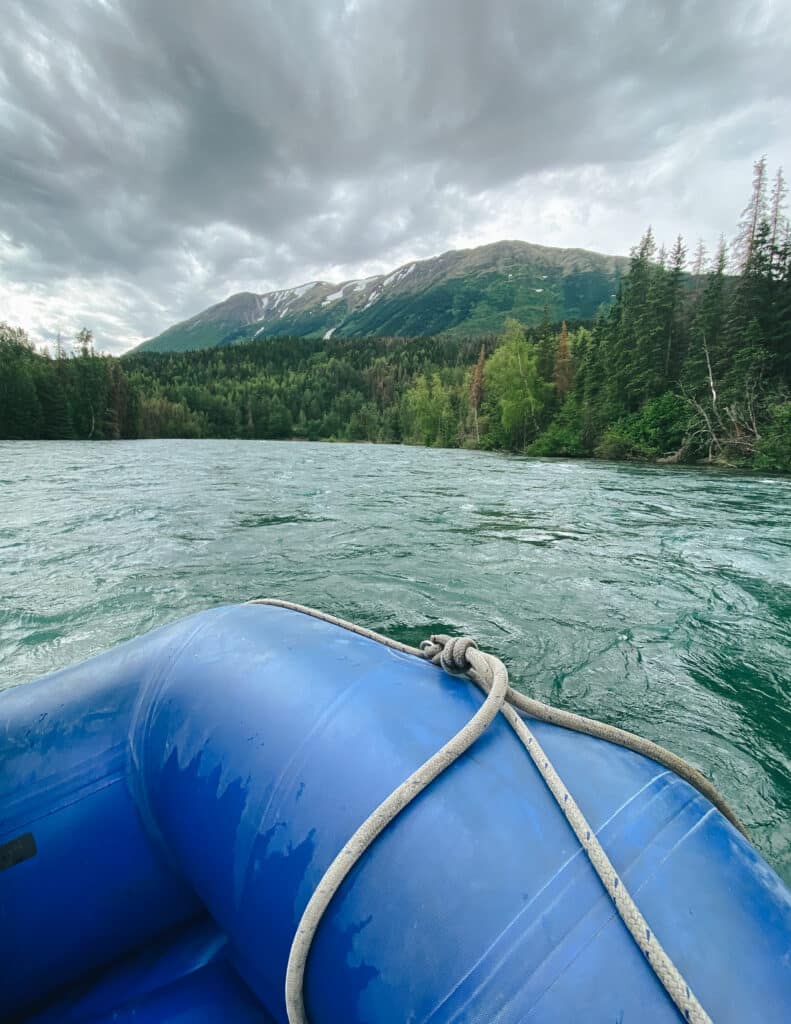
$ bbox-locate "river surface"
[1,440,789,882]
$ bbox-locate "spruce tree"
[734,155,768,272]
[553,321,573,399]
[469,345,485,445]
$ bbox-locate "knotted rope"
[423,634,712,1024]
[248,599,730,1024]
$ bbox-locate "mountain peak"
[132,239,627,354]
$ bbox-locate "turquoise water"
[1,440,789,882]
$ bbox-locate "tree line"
[1,160,789,470]
[0,326,138,441]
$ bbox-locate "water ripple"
[1,439,789,882]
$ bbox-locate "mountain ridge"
[132,239,629,354]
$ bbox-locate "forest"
[1,159,789,471]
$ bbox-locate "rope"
[422,635,712,1024]
[249,599,745,837]
[284,634,509,1024]
[248,599,729,1024]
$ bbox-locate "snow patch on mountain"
[383,263,415,288]
[291,282,317,298]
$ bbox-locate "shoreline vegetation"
[2,160,789,472]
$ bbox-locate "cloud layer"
[1,0,789,352]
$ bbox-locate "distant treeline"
[2,159,789,470]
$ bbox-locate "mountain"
[132,240,628,354]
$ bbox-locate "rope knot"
[420,634,478,674]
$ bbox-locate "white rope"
[421,634,712,1024]
[248,599,745,836]
[248,600,719,1024]
[284,635,509,1024]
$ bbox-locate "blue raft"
[2,602,790,1022]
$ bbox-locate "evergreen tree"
[769,166,787,259]
[76,327,94,358]
[691,239,707,281]
[553,321,573,399]
[734,155,769,272]
[0,323,43,438]
[469,345,485,444]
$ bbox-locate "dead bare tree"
[680,333,765,463]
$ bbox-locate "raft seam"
[424,777,698,1024]
[0,772,126,840]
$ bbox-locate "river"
[1,439,789,882]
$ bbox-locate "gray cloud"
[1,0,789,352]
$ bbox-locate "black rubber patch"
[0,832,37,871]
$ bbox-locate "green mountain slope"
[133,240,627,353]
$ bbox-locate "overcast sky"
[1,0,789,353]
